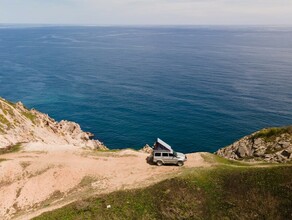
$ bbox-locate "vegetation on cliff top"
[0,97,16,107]
[0,97,35,124]
[21,111,36,124]
[216,126,292,163]
[253,126,292,142]
[35,154,292,220]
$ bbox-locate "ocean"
[0,26,291,152]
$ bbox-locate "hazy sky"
[1,0,292,25]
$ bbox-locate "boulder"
[215,126,292,163]
[140,144,153,154]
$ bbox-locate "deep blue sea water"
[0,26,291,152]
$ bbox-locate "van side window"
[162,153,168,157]
[169,153,174,157]
[154,153,161,157]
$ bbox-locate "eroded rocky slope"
[216,126,292,163]
[0,97,107,150]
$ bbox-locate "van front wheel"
[156,160,163,166]
[177,161,184,166]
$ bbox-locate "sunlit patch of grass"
[201,152,251,166]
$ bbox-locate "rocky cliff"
[0,97,107,150]
[216,126,292,163]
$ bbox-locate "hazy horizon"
[1,24,292,28]
[1,0,292,26]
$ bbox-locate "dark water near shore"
[0,26,292,152]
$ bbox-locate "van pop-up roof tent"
[153,138,173,153]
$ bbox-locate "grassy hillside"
[34,155,292,220]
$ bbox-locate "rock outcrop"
[0,97,107,150]
[139,144,153,154]
[216,126,292,163]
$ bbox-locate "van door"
[162,152,170,163]
[168,153,177,163]
[154,152,161,162]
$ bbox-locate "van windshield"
[173,151,177,157]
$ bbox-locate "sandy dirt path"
[0,144,209,220]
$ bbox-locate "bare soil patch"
[0,144,208,220]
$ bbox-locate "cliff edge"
[216,126,292,163]
[0,97,107,150]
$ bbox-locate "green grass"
[21,111,36,124]
[0,102,15,116]
[0,97,36,126]
[0,114,11,127]
[0,97,16,107]
[34,163,292,220]
[202,153,251,166]
[0,143,22,155]
[253,126,292,142]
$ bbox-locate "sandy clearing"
[0,144,209,220]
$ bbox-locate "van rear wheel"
[156,160,163,166]
[177,161,184,166]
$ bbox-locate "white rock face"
[0,97,107,150]
[139,144,153,154]
[216,127,292,163]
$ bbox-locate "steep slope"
[0,149,207,219]
[216,126,292,163]
[34,157,292,220]
[0,97,107,150]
